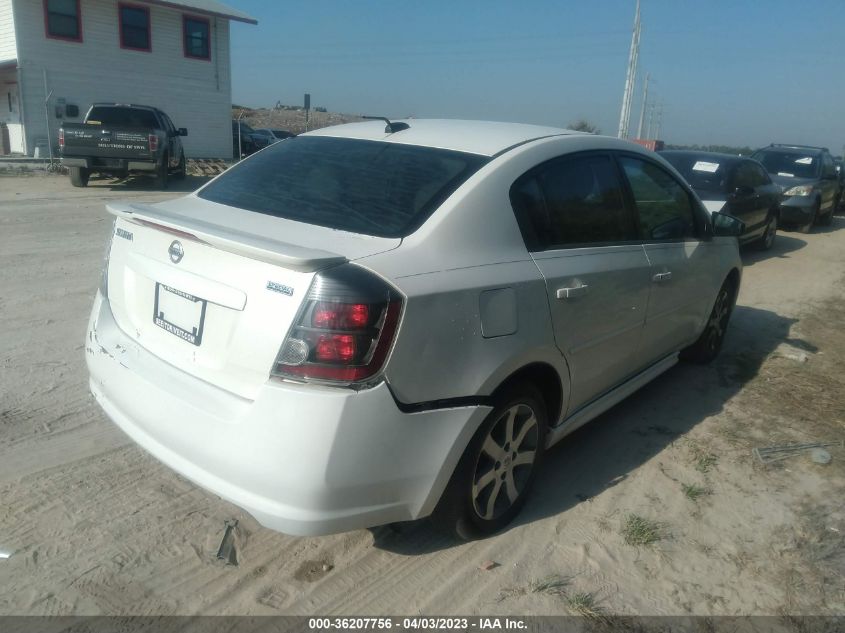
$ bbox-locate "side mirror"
[178,128,188,137]
[712,211,745,237]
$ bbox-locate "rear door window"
[619,156,697,241]
[197,136,489,238]
[510,154,638,250]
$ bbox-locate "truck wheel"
[431,382,547,540]
[174,151,186,180]
[69,167,89,188]
[154,155,169,190]
[680,278,736,364]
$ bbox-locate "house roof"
[140,0,257,24]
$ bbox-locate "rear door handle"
[556,284,589,299]
[652,272,673,283]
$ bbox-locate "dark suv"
[750,144,840,232]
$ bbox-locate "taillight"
[148,134,158,152]
[272,265,403,387]
[58,129,64,150]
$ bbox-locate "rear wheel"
[69,166,89,187]
[755,212,777,251]
[154,154,169,189]
[681,279,735,364]
[431,383,547,540]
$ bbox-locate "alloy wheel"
[705,287,731,354]
[471,403,539,521]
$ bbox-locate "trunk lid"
[104,196,400,399]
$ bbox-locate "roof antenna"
[363,116,410,134]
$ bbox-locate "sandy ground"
[0,173,843,617]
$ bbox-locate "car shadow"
[371,303,803,554]
[740,233,806,267]
[86,174,212,193]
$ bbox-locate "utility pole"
[646,101,656,140]
[617,0,641,139]
[654,103,664,140]
[636,72,650,139]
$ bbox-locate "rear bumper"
[86,292,489,536]
[62,157,157,171]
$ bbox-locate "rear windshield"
[86,106,158,128]
[197,136,490,238]
[752,150,820,179]
[661,154,729,194]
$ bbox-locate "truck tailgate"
[63,123,153,160]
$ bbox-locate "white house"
[0,0,256,158]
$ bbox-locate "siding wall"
[0,0,17,63]
[14,0,234,157]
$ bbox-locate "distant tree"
[665,143,755,156]
[567,119,600,134]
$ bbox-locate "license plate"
[153,283,207,346]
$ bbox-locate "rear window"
[198,136,490,238]
[87,107,158,128]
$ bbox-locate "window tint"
[619,156,696,241]
[749,161,770,186]
[732,163,760,190]
[183,16,210,59]
[119,5,150,51]
[511,155,636,249]
[45,0,81,40]
[752,150,820,179]
[197,136,489,238]
[87,106,158,128]
[822,154,836,178]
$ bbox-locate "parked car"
[232,120,259,158]
[750,144,840,231]
[660,150,780,250]
[271,129,295,141]
[60,103,187,188]
[251,128,279,148]
[86,120,743,539]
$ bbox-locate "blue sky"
[229,0,845,151]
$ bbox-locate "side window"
[731,163,756,190]
[619,156,697,241]
[822,154,836,178]
[514,154,636,249]
[750,162,770,186]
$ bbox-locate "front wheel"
[755,213,777,251]
[69,166,89,187]
[818,206,833,226]
[431,383,547,540]
[681,279,736,364]
[173,151,186,180]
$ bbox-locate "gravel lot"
[1,174,843,616]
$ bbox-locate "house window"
[119,4,151,51]
[183,15,210,60]
[44,0,82,42]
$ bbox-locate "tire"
[69,166,89,188]
[797,202,818,234]
[755,212,777,251]
[173,151,186,180]
[431,383,547,540]
[818,207,833,227]
[154,154,169,190]
[681,279,736,364]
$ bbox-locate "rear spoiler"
[107,202,347,272]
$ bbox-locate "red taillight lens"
[148,134,158,152]
[272,265,403,386]
[58,129,64,149]
[313,302,369,330]
[316,334,357,362]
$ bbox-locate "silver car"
[86,119,743,539]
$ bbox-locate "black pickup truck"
[60,104,187,188]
